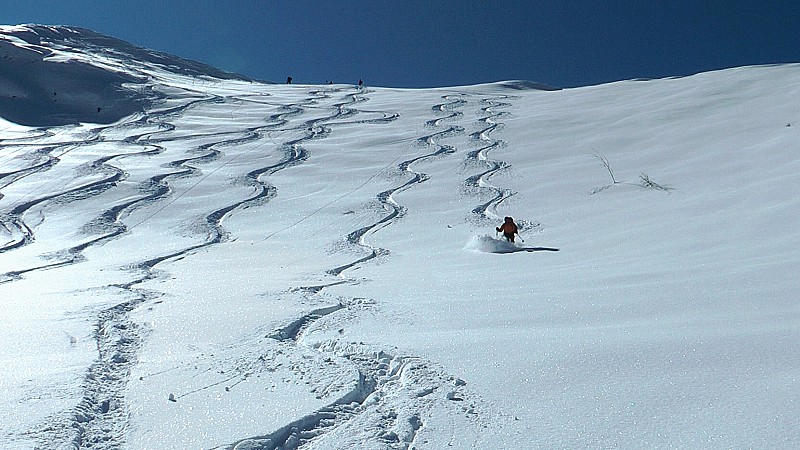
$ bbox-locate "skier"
[496,216,520,243]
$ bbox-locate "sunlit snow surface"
[1,25,799,450]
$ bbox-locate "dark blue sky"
[3,1,799,88]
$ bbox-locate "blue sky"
[2,1,799,88]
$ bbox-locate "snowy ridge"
[1,25,799,449]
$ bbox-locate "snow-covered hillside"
[1,25,798,449]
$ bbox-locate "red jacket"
[497,222,518,235]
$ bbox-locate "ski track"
[0,135,106,254]
[327,95,464,277]
[15,88,247,448]
[1,86,491,449]
[3,84,383,448]
[462,95,540,233]
[64,88,371,449]
[462,95,513,222]
[0,92,218,260]
[225,94,477,450]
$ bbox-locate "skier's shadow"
[493,246,560,254]
[475,236,559,254]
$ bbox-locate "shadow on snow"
[467,235,559,254]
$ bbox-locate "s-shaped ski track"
[225,93,488,450]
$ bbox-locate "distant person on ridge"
[358,78,363,88]
[286,76,292,84]
[496,216,520,243]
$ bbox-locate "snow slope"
[1,25,798,449]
